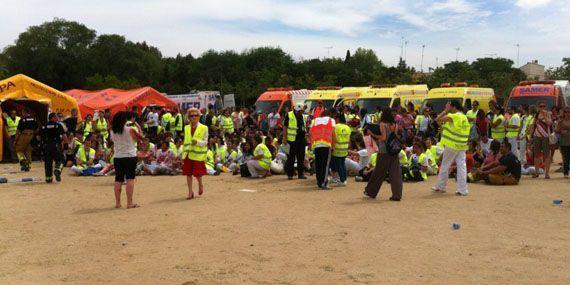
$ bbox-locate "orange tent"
[66,87,178,118]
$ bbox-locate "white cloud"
[515,0,553,8]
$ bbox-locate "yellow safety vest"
[169,141,178,156]
[399,150,408,165]
[332,123,351,157]
[171,113,183,131]
[6,116,20,136]
[370,152,378,168]
[96,119,108,139]
[409,153,428,180]
[524,114,535,139]
[221,116,234,134]
[441,112,470,151]
[491,114,506,140]
[506,113,521,138]
[162,112,172,130]
[466,109,478,125]
[182,123,208,161]
[77,146,95,168]
[216,143,228,163]
[286,111,306,142]
[205,149,215,170]
[254,143,272,169]
[83,121,92,139]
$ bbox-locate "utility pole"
[420,44,426,73]
[404,40,409,62]
[436,57,439,69]
[400,36,405,60]
[514,43,520,67]
[324,46,333,58]
[455,47,460,61]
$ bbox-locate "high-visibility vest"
[310,117,333,149]
[96,119,108,139]
[415,115,426,130]
[506,113,521,138]
[162,112,172,130]
[216,143,228,163]
[305,146,314,159]
[205,149,215,170]
[286,111,306,142]
[491,114,506,140]
[169,141,178,156]
[332,123,351,157]
[466,109,478,125]
[370,152,378,168]
[77,146,95,168]
[441,112,470,151]
[83,121,92,139]
[398,150,408,165]
[221,116,234,134]
[6,116,20,136]
[172,113,183,131]
[521,114,533,139]
[254,143,272,169]
[229,149,242,161]
[182,123,208,161]
[409,153,428,181]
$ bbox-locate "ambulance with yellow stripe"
[355,84,428,114]
[421,82,495,113]
[304,86,368,112]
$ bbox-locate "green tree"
[2,18,96,89]
[84,74,140,90]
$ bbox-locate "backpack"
[386,131,404,156]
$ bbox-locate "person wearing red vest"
[309,109,335,190]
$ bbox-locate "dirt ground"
[0,159,569,285]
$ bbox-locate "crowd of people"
[3,96,569,206]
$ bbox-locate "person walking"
[330,112,351,187]
[309,110,334,190]
[181,108,209,200]
[283,103,307,180]
[14,109,38,171]
[40,113,65,183]
[431,101,470,196]
[111,111,144,209]
[363,107,403,201]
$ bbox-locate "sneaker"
[54,170,62,182]
[355,176,364,182]
[431,186,446,193]
[298,175,307,180]
[46,178,53,183]
[288,176,294,180]
[336,181,347,187]
[319,185,332,190]
[389,197,401,201]
[363,191,375,199]
[455,191,468,196]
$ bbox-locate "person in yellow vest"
[161,109,172,134]
[403,142,429,182]
[466,100,479,126]
[431,101,470,196]
[247,135,272,178]
[505,105,521,160]
[283,103,308,180]
[330,113,351,186]
[81,114,93,140]
[71,138,101,175]
[489,102,506,142]
[95,111,109,141]
[309,109,335,190]
[181,108,209,200]
[219,108,235,135]
[171,109,184,137]
[4,110,20,162]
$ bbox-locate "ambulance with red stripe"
[506,80,566,110]
[254,87,310,115]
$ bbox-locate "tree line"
[1,19,567,106]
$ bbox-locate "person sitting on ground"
[94,140,115,176]
[71,137,102,176]
[403,141,429,182]
[246,134,272,178]
[205,138,220,176]
[65,131,83,167]
[153,141,176,175]
[470,141,521,185]
[345,133,369,176]
[135,140,154,175]
[468,140,502,182]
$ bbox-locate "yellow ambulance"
[305,86,368,111]
[422,83,495,113]
[356,84,428,114]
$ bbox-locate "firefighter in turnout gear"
[40,113,66,183]
[14,109,39,171]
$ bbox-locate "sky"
[0,0,568,70]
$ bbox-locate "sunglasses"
[539,105,546,108]
[189,114,199,117]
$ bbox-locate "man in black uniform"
[40,113,65,183]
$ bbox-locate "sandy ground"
[0,158,569,285]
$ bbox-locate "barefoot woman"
[182,108,209,199]
[111,111,144,208]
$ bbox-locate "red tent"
[66,87,178,118]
